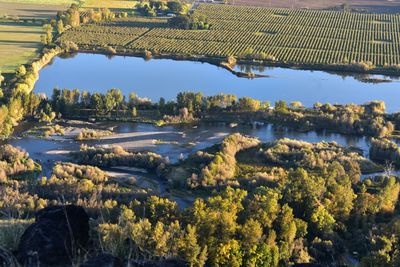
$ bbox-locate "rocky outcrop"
[17,205,89,266]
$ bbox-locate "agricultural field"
[83,0,138,9]
[60,3,400,69]
[0,1,68,74]
[0,21,43,73]
[227,0,400,13]
[0,0,77,5]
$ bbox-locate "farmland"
[0,0,140,74]
[0,21,44,73]
[0,1,67,73]
[59,3,400,73]
[227,0,400,13]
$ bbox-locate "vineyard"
[60,3,400,69]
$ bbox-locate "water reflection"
[34,53,400,112]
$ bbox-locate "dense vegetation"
[169,134,379,189]
[71,144,170,175]
[1,2,400,266]
[0,135,399,266]
[59,3,400,72]
[0,145,40,182]
[46,88,396,138]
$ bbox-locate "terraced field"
[60,3,400,68]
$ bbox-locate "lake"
[34,53,400,112]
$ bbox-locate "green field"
[0,21,43,73]
[0,0,132,74]
[61,3,400,69]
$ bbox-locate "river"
[8,121,370,177]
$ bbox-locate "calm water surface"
[34,53,400,112]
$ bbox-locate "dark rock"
[35,205,90,247]
[80,253,123,267]
[17,205,89,266]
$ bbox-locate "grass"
[0,21,43,73]
[0,219,33,251]
[0,0,141,74]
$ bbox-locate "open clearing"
[60,3,400,68]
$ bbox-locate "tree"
[128,92,138,108]
[105,88,124,114]
[90,93,106,115]
[39,103,56,123]
[145,196,178,225]
[169,15,191,29]
[167,1,184,13]
[246,186,281,228]
[131,107,137,117]
[237,97,261,112]
[69,9,80,27]
[178,224,202,267]
[43,24,53,44]
[17,65,26,78]
[245,243,279,267]
[240,219,263,250]
[310,205,336,234]
[57,20,64,34]
[275,100,288,112]
[81,91,91,107]
[214,239,243,267]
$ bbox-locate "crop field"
[83,0,138,9]
[60,3,400,68]
[0,21,43,73]
[227,0,400,13]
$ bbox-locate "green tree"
[247,186,281,228]
[240,218,263,250]
[90,93,106,115]
[43,24,53,44]
[310,205,336,234]
[274,100,288,113]
[105,88,124,114]
[57,20,64,34]
[167,1,184,13]
[178,224,203,267]
[214,239,243,267]
[237,97,261,112]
